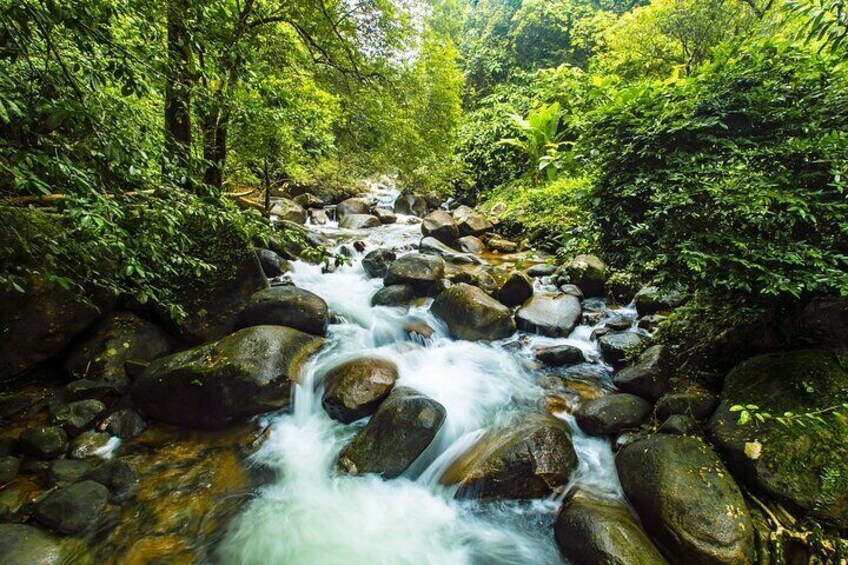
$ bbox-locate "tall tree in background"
[165,0,193,190]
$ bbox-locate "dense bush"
[585,40,848,298]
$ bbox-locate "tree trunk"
[202,108,227,191]
[164,0,193,189]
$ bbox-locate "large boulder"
[441,414,578,499]
[322,357,399,423]
[563,254,607,298]
[50,400,106,437]
[515,294,582,337]
[497,271,533,308]
[336,197,370,219]
[338,387,445,478]
[165,222,269,343]
[0,524,86,565]
[373,208,397,225]
[598,332,646,369]
[421,210,459,244]
[431,284,515,341]
[554,491,668,565]
[35,480,109,535]
[616,434,755,565]
[656,383,717,420]
[634,286,684,316]
[383,253,445,294]
[256,248,289,278]
[709,350,848,527]
[535,344,584,367]
[237,286,329,336]
[393,193,428,217]
[131,326,324,429]
[371,285,415,307]
[574,393,652,436]
[419,237,479,265]
[487,237,518,253]
[457,210,493,237]
[613,344,671,401]
[270,198,306,224]
[0,275,114,380]
[339,214,380,230]
[63,312,172,390]
[362,249,396,278]
[309,208,329,226]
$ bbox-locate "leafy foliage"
[585,40,848,298]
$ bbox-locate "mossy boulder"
[554,491,668,565]
[19,427,68,460]
[63,312,172,390]
[35,480,109,535]
[337,387,445,478]
[237,286,329,336]
[441,414,578,499]
[393,193,429,217]
[0,275,114,380]
[616,434,755,565]
[339,214,380,229]
[270,198,306,224]
[599,332,647,369]
[421,210,460,244]
[574,393,652,436]
[362,249,396,278]
[497,271,533,308]
[131,325,324,429]
[336,197,370,219]
[163,219,268,343]
[613,345,672,401]
[431,283,515,341]
[563,254,607,298]
[709,350,848,527]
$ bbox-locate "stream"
[216,183,640,564]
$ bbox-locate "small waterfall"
[216,182,628,564]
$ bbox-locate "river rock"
[656,382,717,420]
[516,294,582,337]
[339,214,380,229]
[35,480,109,535]
[574,393,652,436]
[19,427,68,460]
[393,193,428,217]
[0,456,19,484]
[384,253,445,294]
[560,284,584,301]
[373,208,397,224]
[526,264,557,277]
[336,197,370,219]
[431,284,515,341]
[238,286,329,336]
[554,491,667,565]
[49,460,94,485]
[454,236,486,254]
[450,270,497,294]
[562,255,607,297]
[487,237,518,253]
[0,523,82,565]
[64,312,172,389]
[613,344,671,401]
[441,414,578,499]
[421,210,459,244]
[535,344,584,367]
[102,408,146,439]
[131,326,324,429]
[309,208,329,225]
[322,357,399,423]
[616,434,755,565]
[420,237,479,265]
[709,350,848,527]
[497,271,533,307]
[50,400,106,436]
[362,249,396,279]
[338,387,445,478]
[598,332,646,368]
[270,198,306,224]
[634,286,684,316]
[0,273,114,380]
[256,248,289,278]
[457,210,493,237]
[69,431,111,460]
[371,284,415,307]
[659,414,698,436]
[84,459,138,503]
[293,193,323,209]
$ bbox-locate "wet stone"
[18,427,68,460]
[35,480,110,535]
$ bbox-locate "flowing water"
[216,182,639,564]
